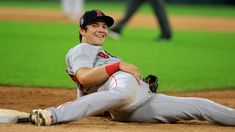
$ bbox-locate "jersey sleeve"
[68,44,100,74]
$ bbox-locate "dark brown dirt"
[0,86,234,132]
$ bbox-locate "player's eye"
[103,25,108,29]
[92,24,98,27]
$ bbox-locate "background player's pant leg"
[112,0,145,32]
[150,94,235,126]
[149,0,171,37]
[47,72,139,124]
[74,0,83,16]
[61,0,72,16]
[70,0,84,22]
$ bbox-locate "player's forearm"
[76,62,122,86]
[76,66,109,86]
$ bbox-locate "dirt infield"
[0,86,235,132]
[1,7,235,31]
[0,7,235,131]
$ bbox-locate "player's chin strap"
[66,70,86,94]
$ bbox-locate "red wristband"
[105,62,120,76]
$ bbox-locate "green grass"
[0,20,79,88]
[0,1,235,17]
[0,20,235,92]
[105,28,235,92]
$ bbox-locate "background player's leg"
[46,72,139,124]
[71,0,84,22]
[149,0,172,40]
[61,0,72,16]
[111,0,145,33]
[150,94,235,126]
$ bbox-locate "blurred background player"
[61,0,84,23]
[109,0,172,40]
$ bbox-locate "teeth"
[96,34,104,38]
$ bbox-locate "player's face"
[80,21,108,46]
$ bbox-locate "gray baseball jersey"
[65,43,153,110]
[46,43,235,126]
[65,43,118,95]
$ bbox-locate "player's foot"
[30,109,53,126]
[158,33,172,40]
[108,29,120,40]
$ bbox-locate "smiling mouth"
[95,34,105,38]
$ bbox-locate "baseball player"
[109,0,172,40]
[30,9,235,126]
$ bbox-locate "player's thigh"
[103,71,139,92]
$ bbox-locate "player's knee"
[113,97,131,106]
[123,72,136,81]
[110,72,138,104]
[120,93,133,104]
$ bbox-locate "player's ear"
[80,28,85,36]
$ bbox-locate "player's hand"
[119,61,141,85]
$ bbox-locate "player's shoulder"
[67,43,101,56]
[73,43,101,51]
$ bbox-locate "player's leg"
[110,0,145,34]
[71,0,84,22]
[61,0,71,16]
[75,0,84,16]
[149,0,172,40]
[119,93,235,126]
[31,72,139,125]
[149,94,235,126]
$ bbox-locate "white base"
[0,108,29,123]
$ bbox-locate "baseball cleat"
[108,29,120,40]
[158,33,172,40]
[30,109,52,126]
